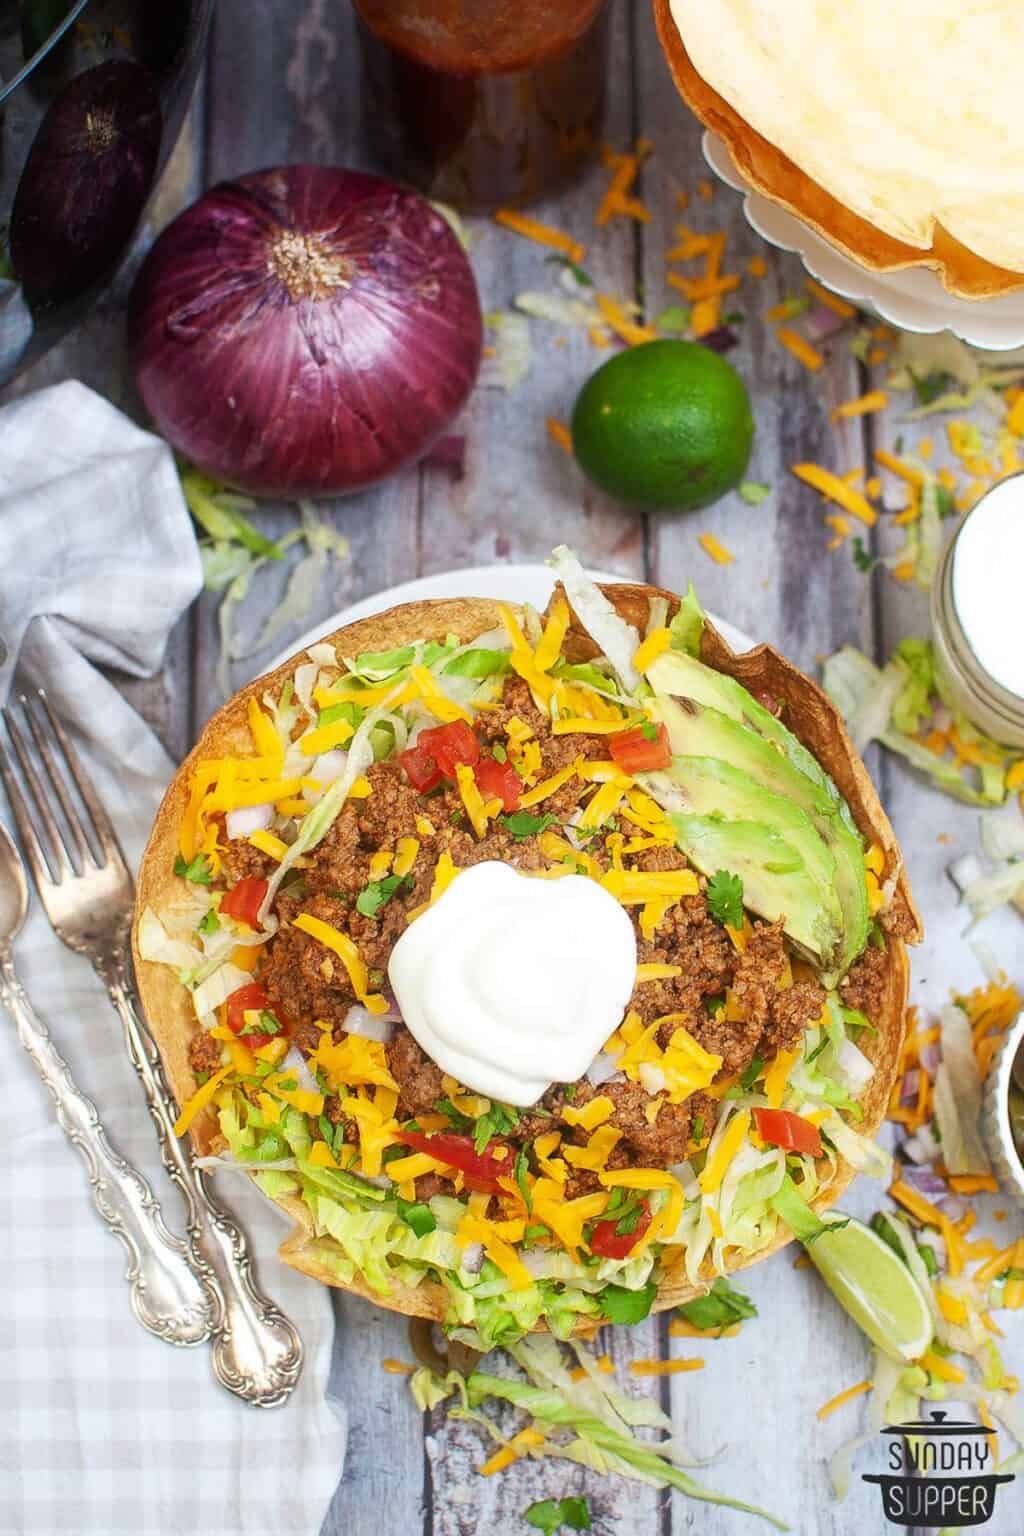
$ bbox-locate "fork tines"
[0,691,120,890]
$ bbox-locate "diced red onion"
[900,1069,921,1105]
[805,305,848,341]
[226,802,274,840]
[901,1164,949,1200]
[919,1043,941,1077]
[129,166,483,498]
[586,1053,623,1087]
[342,1005,394,1044]
[699,326,739,354]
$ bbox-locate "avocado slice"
[648,692,869,981]
[665,812,841,967]
[647,649,859,837]
[648,755,843,936]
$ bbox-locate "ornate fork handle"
[96,942,304,1407]
[0,949,215,1346]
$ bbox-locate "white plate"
[268,563,750,673]
[703,131,1024,351]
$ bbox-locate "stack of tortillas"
[654,0,1024,300]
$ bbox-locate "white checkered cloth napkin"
[0,382,346,1536]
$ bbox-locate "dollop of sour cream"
[387,860,637,1107]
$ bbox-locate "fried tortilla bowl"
[653,0,1024,302]
[134,582,921,1324]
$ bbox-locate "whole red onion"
[129,165,483,498]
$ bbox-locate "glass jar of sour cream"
[930,474,1024,750]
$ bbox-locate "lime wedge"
[806,1212,933,1362]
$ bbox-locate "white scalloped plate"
[268,564,749,674]
[702,131,1024,352]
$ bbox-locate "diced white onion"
[460,1243,485,1274]
[585,1053,623,1087]
[314,750,349,785]
[282,1046,321,1095]
[667,1160,700,1199]
[342,1006,394,1044]
[638,1062,667,1094]
[226,802,274,839]
[836,1037,876,1092]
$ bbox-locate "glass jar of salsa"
[351,0,609,210]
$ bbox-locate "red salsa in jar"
[352,0,609,210]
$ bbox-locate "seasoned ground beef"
[389,1027,446,1119]
[220,837,275,886]
[840,941,888,1017]
[188,1031,223,1077]
[211,668,891,1180]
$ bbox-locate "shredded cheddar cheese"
[292,912,388,1015]
[494,209,585,265]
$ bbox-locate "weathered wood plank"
[417,0,646,582]
[633,7,872,676]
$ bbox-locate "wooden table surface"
[6,3,1023,1534]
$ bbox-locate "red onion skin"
[129,165,483,498]
[11,61,162,305]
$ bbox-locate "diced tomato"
[219,877,268,929]
[399,742,443,793]
[225,982,281,1049]
[395,1130,514,1192]
[475,756,522,811]
[753,1107,823,1158]
[589,1200,652,1259]
[609,721,672,774]
[418,720,480,778]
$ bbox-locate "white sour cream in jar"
[387,860,637,1107]
[951,475,1024,699]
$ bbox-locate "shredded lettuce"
[668,582,705,657]
[548,546,641,693]
[933,1004,991,1174]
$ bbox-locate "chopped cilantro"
[491,742,508,763]
[524,1497,591,1535]
[563,1083,577,1103]
[615,1200,644,1237]
[318,1113,340,1151]
[197,908,220,935]
[703,993,725,1016]
[867,918,885,949]
[174,853,213,885]
[396,1199,437,1237]
[499,810,558,842]
[640,720,659,741]
[434,1097,472,1132]
[691,1112,705,1141]
[524,1223,550,1243]
[356,873,412,918]
[852,536,875,572]
[935,483,956,519]
[239,1009,281,1037]
[894,434,904,455]
[450,808,466,824]
[805,1036,829,1064]
[909,368,955,406]
[739,480,771,506]
[194,1070,211,1086]
[740,1054,764,1091]
[601,1280,657,1325]
[275,1076,298,1092]
[676,1278,758,1331]
[514,1149,533,1212]
[544,252,594,288]
[473,1102,519,1153]
[706,868,744,928]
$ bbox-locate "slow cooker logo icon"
[862,1409,1015,1528]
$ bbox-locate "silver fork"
[1,690,303,1407]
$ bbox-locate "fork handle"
[0,951,216,1347]
[99,948,304,1408]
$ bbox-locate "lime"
[570,339,754,511]
[807,1213,933,1363]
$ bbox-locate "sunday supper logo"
[862,1410,1015,1529]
